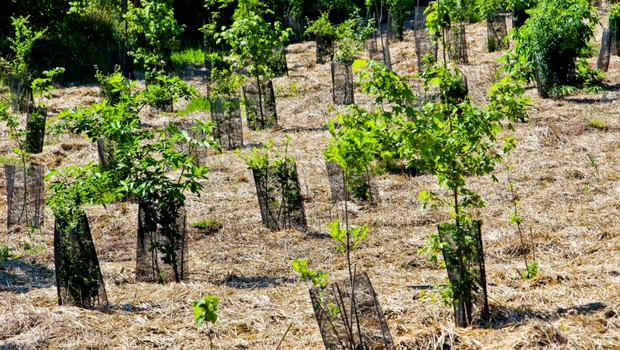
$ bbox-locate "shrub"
[503,0,599,98]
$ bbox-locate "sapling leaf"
[192,294,219,326]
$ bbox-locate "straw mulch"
[2,13,620,350]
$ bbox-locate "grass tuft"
[172,48,205,71]
[179,96,210,116]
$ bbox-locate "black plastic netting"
[25,106,46,154]
[9,76,33,113]
[309,271,395,350]
[97,137,118,172]
[204,54,212,84]
[598,29,612,73]
[210,97,243,150]
[326,161,378,204]
[414,28,437,71]
[331,61,355,105]
[438,220,489,327]
[54,210,107,308]
[269,45,288,77]
[534,49,577,99]
[610,16,620,56]
[511,9,528,29]
[412,6,428,31]
[252,160,307,232]
[170,120,208,167]
[243,79,278,130]
[403,11,416,31]
[150,96,174,113]
[5,163,44,230]
[366,33,392,71]
[285,16,304,44]
[316,35,335,64]
[448,23,468,64]
[136,196,188,283]
[487,13,508,52]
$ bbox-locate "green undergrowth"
[172,48,205,71]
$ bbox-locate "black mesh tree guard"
[5,163,44,230]
[25,106,46,154]
[487,14,509,52]
[54,210,108,308]
[9,76,33,113]
[204,54,212,85]
[210,97,243,150]
[414,27,437,71]
[412,6,428,31]
[331,61,355,105]
[285,16,304,44]
[269,45,288,77]
[438,220,489,327]
[448,23,468,64]
[309,271,395,350]
[149,93,174,113]
[251,160,307,231]
[136,195,188,283]
[243,79,278,130]
[598,29,612,73]
[316,35,335,64]
[367,32,392,71]
[326,161,378,204]
[511,9,529,29]
[170,120,209,167]
[611,15,620,56]
[96,137,118,172]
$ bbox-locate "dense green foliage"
[126,0,183,82]
[0,0,379,81]
[502,0,600,98]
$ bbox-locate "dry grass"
[2,15,620,350]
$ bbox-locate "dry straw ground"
[2,13,620,350]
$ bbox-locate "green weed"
[190,219,222,234]
[0,155,20,164]
[172,48,205,71]
[0,244,10,263]
[588,117,607,130]
[179,96,210,115]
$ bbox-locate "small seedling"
[192,294,219,350]
[507,164,538,280]
[291,258,328,289]
[587,154,601,184]
[522,260,539,280]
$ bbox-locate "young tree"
[57,76,218,283]
[1,16,46,113]
[126,0,183,83]
[218,2,289,127]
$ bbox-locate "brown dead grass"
[2,13,620,350]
